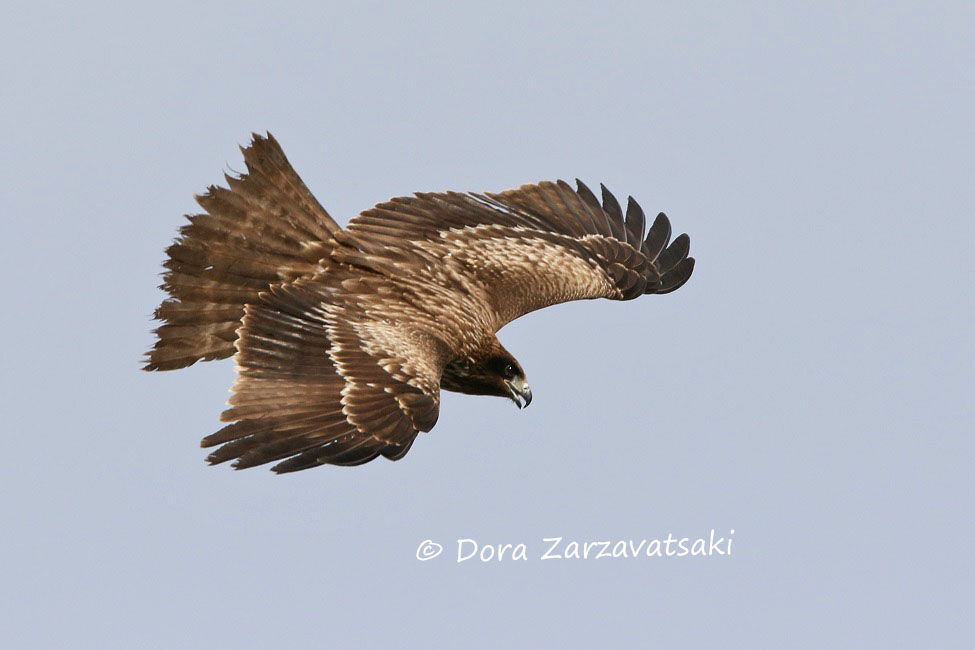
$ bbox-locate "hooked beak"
[504,377,532,409]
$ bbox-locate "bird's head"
[442,340,532,408]
[486,352,532,409]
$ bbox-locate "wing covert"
[342,180,694,329]
[201,276,444,472]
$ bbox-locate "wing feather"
[343,179,694,329]
[572,180,613,237]
[657,233,691,270]
[642,211,672,263]
[624,196,647,246]
[199,276,444,473]
[599,183,629,243]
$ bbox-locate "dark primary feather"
[642,211,672,263]
[625,196,646,246]
[342,178,694,323]
[199,277,441,473]
[146,132,695,472]
[599,183,627,242]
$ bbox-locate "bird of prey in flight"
[145,133,694,473]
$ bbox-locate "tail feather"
[144,133,339,371]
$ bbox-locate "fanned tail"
[144,132,341,371]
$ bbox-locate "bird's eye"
[502,363,517,379]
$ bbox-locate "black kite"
[145,134,694,473]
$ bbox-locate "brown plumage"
[145,133,695,473]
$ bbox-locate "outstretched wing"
[339,180,694,329]
[201,276,444,473]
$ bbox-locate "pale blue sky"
[2,1,973,647]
